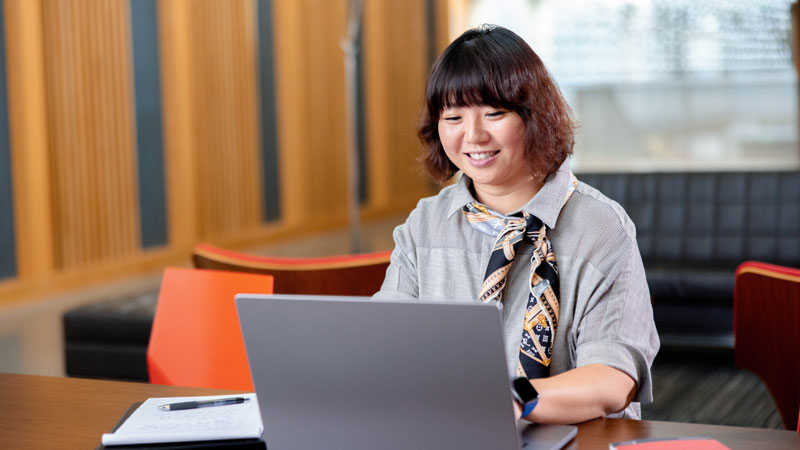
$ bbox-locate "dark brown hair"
[418,25,576,183]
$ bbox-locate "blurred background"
[468,0,799,171]
[0,0,797,430]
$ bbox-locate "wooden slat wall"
[188,0,263,240]
[0,0,449,304]
[41,0,140,271]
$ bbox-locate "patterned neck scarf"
[463,173,577,379]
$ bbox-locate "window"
[465,0,799,171]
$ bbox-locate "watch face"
[513,377,538,403]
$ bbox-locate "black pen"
[158,397,250,411]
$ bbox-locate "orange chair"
[147,267,273,390]
[192,243,391,296]
[734,261,800,430]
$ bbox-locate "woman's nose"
[464,119,489,144]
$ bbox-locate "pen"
[158,397,250,411]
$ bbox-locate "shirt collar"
[446,158,573,229]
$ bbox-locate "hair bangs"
[428,48,512,115]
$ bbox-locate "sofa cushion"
[64,342,149,381]
[579,171,800,269]
[647,269,734,308]
[63,293,156,345]
[63,293,157,381]
[648,268,734,335]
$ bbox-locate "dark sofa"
[63,293,157,381]
[63,170,800,380]
[579,171,800,346]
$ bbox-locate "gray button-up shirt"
[375,159,660,419]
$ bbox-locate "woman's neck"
[472,176,544,215]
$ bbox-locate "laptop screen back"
[236,294,521,450]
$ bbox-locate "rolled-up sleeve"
[574,243,659,404]
[374,221,420,301]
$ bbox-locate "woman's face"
[438,105,534,199]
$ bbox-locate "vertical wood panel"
[4,0,55,281]
[238,0,263,233]
[433,0,450,56]
[382,0,429,202]
[42,0,70,267]
[109,0,124,257]
[272,0,310,225]
[158,0,198,251]
[314,0,348,215]
[272,0,350,226]
[364,0,438,214]
[363,0,391,209]
[41,0,140,271]
[187,0,262,241]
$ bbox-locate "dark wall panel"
[0,1,17,279]
[355,6,368,204]
[130,0,168,248]
[257,0,281,222]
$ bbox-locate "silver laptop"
[236,294,577,450]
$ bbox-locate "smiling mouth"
[467,151,500,161]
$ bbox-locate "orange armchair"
[734,261,800,430]
[191,243,391,296]
[147,267,273,390]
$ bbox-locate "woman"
[374,25,659,424]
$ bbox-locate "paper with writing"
[101,393,262,446]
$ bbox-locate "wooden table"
[0,373,797,449]
[567,417,798,449]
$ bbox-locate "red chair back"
[147,267,273,390]
[192,243,391,296]
[734,261,800,430]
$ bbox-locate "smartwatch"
[511,377,539,418]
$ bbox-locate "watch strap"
[520,398,538,418]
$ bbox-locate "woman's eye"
[443,116,461,122]
[486,111,506,118]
